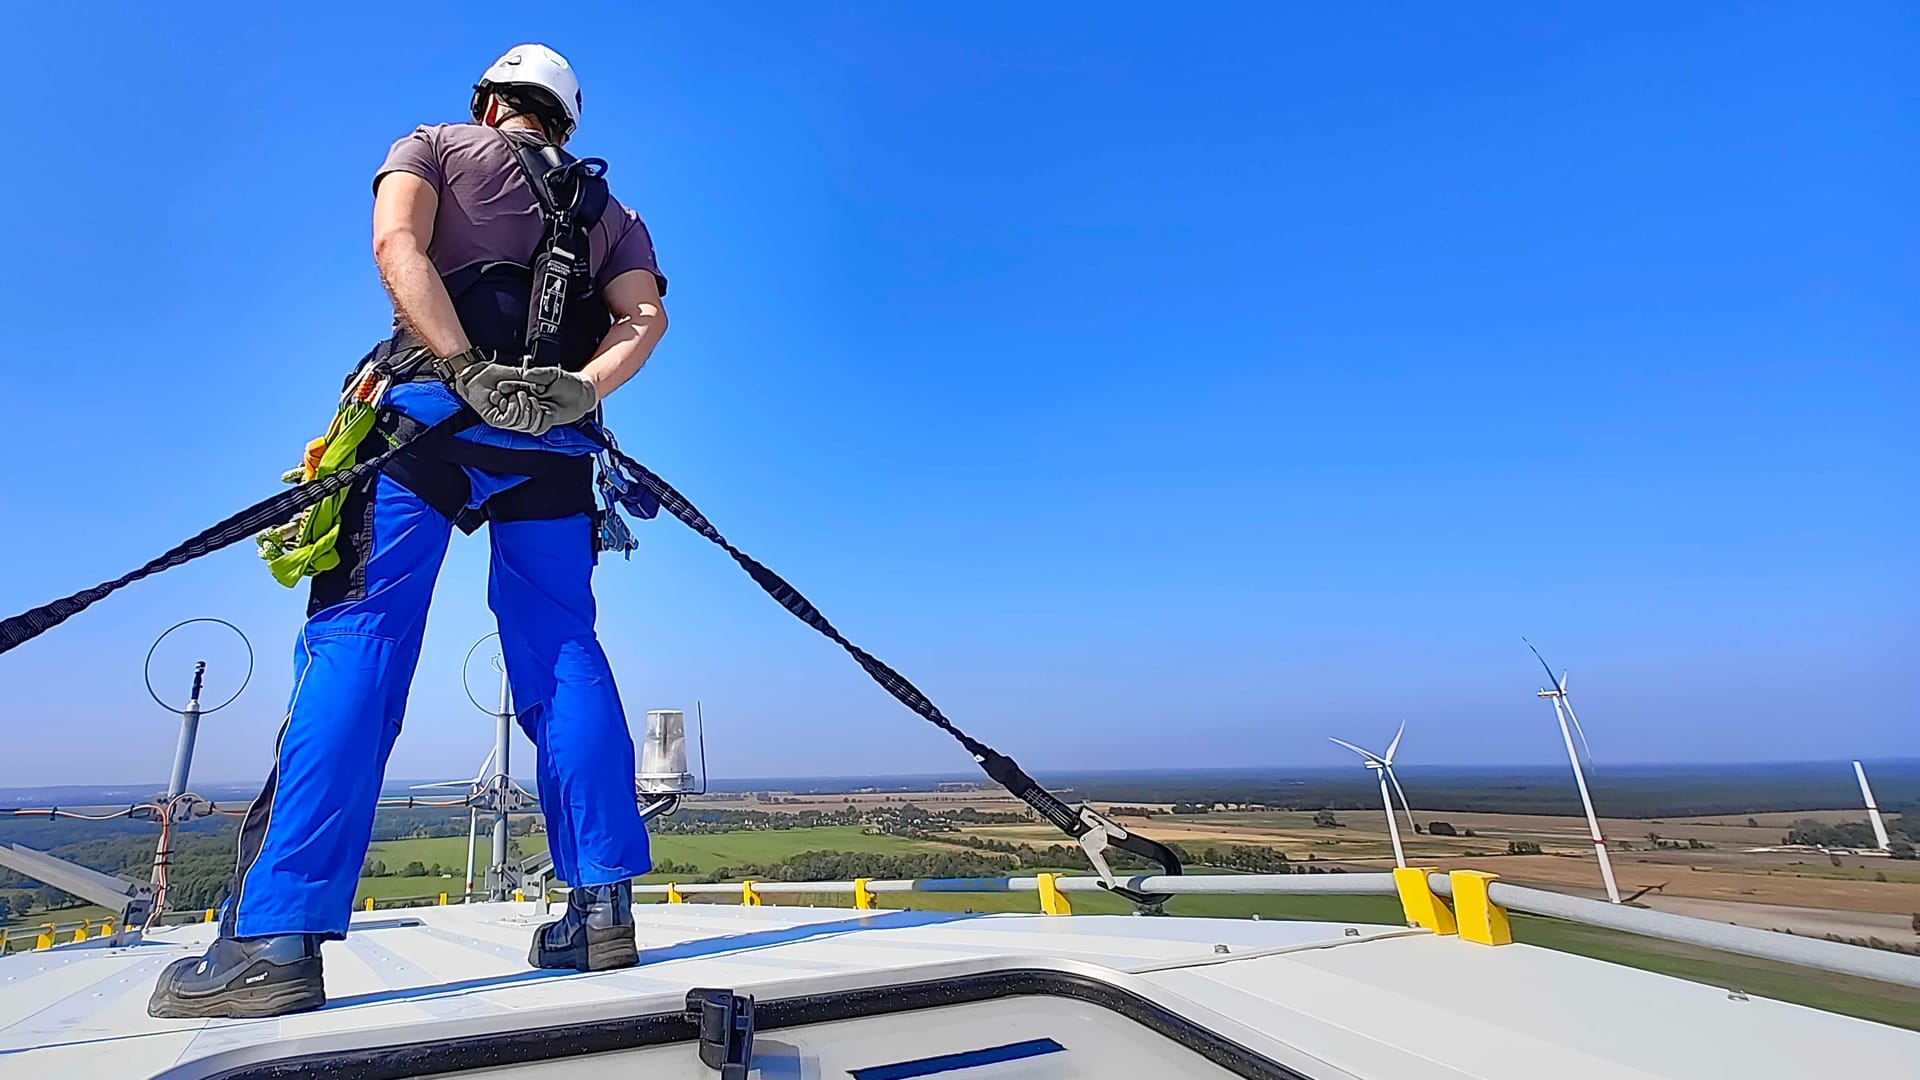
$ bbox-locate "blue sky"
[0,4,1911,788]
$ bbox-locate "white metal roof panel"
[0,901,1912,1079]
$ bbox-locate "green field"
[369,826,927,874]
[356,826,939,900]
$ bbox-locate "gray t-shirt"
[375,122,665,295]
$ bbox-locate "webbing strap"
[0,419,456,656]
[0,410,1181,889]
[581,429,1088,837]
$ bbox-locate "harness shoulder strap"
[506,136,565,218]
[503,133,609,232]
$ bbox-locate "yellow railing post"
[99,920,115,938]
[71,921,89,944]
[741,881,763,907]
[439,893,448,906]
[514,889,525,902]
[35,925,55,950]
[364,896,375,912]
[1449,869,1512,946]
[1036,873,1071,916]
[204,908,216,923]
[666,883,684,904]
[1394,867,1456,935]
[853,878,875,911]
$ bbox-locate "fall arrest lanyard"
[0,415,1182,906]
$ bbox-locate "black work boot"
[529,881,638,971]
[147,934,326,1019]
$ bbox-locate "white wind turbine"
[1329,723,1417,868]
[1527,640,1621,903]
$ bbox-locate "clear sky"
[0,4,1911,788]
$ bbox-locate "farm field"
[959,807,1920,925]
[355,804,1920,933]
[357,825,941,898]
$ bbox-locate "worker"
[149,43,669,1019]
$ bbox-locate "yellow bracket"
[666,883,685,904]
[1394,867,1457,935]
[35,925,54,950]
[364,897,375,912]
[742,881,763,907]
[514,889,525,902]
[853,878,875,911]
[439,893,449,906]
[1450,869,1512,945]
[1036,873,1072,916]
[204,908,217,923]
[99,920,114,938]
[72,922,88,944]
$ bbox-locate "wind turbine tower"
[1330,723,1417,869]
[1527,642,1622,904]
[1853,761,1892,851]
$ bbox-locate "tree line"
[1784,818,1917,858]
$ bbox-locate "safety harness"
[0,138,1183,907]
[255,131,624,584]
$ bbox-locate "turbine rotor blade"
[1523,637,1559,688]
[1562,701,1598,769]
[1329,736,1384,764]
[1384,765,1417,833]
[1384,721,1405,765]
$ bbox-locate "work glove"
[495,367,601,436]
[454,361,554,434]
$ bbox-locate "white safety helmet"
[471,43,582,143]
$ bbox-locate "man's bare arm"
[372,173,470,358]
[580,270,669,399]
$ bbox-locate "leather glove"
[454,361,554,434]
[495,367,601,435]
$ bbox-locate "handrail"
[638,874,1397,897]
[354,891,482,910]
[1461,876,1920,992]
[632,871,1920,992]
[0,915,118,951]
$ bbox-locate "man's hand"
[496,367,601,434]
[455,362,555,434]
